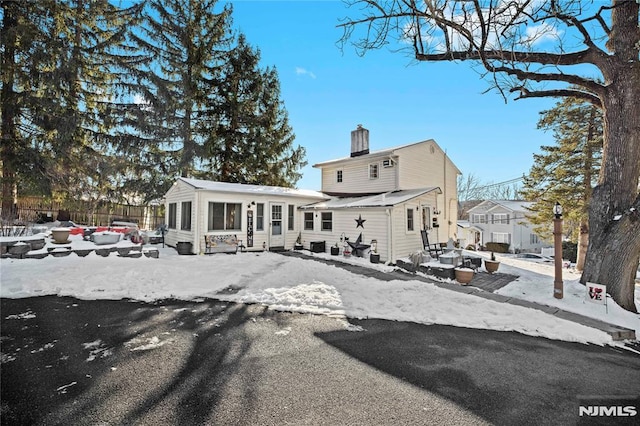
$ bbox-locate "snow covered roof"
[178,178,328,200]
[299,187,441,210]
[457,220,484,232]
[487,200,534,212]
[468,200,534,213]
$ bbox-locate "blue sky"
[230,0,558,191]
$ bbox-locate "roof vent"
[350,124,370,157]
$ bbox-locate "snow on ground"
[1,234,639,347]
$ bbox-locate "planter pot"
[454,267,474,285]
[51,228,71,244]
[294,244,303,251]
[331,246,340,255]
[370,253,380,264]
[484,260,500,274]
[92,232,121,245]
[176,241,193,255]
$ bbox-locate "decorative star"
[355,214,366,228]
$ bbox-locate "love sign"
[586,282,606,305]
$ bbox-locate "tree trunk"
[576,223,588,272]
[1,2,18,220]
[581,3,640,312]
[577,108,596,273]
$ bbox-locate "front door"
[270,203,285,248]
[422,207,431,231]
[422,206,437,242]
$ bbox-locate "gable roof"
[176,177,328,200]
[312,139,461,174]
[468,200,534,214]
[299,187,442,210]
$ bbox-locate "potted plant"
[484,252,500,273]
[294,232,303,250]
[454,266,474,285]
[331,242,340,255]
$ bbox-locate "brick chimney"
[350,124,369,157]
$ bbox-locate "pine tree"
[1,0,51,218]
[204,35,306,186]
[129,0,233,200]
[1,0,143,215]
[36,0,143,202]
[521,98,603,270]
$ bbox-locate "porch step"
[269,246,286,252]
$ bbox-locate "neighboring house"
[465,200,544,253]
[163,124,461,263]
[456,220,483,249]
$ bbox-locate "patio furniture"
[421,230,443,258]
[204,234,238,254]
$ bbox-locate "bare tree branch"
[510,87,602,107]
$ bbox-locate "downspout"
[443,149,447,238]
[386,208,393,263]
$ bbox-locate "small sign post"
[586,282,607,313]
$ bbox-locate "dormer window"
[336,170,343,183]
[369,163,379,179]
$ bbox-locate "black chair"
[421,230,443,257]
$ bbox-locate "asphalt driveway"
[1,296,639,425]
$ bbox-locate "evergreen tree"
[1,0,51,218]
[521,98,603,270]
[1,0,143,215]
[204,35,306,186]
[129,0,233,200]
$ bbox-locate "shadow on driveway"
[1,296,261,425]
[315,319,640,425]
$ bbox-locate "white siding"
[300,208,391,261]
[315,139,460,248]
[321,157,397,194]
[164,181,325,253]
[164,180,197,250]
[390,192,440,261]
[396,141,459,242]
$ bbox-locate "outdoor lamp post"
[553,202,563,299]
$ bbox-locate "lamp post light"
[553,202,563,299]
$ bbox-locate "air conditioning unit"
[382,158,395,168]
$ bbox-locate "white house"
[465,200,544,253]
[304,125,460,262]
[163,125,460,263]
